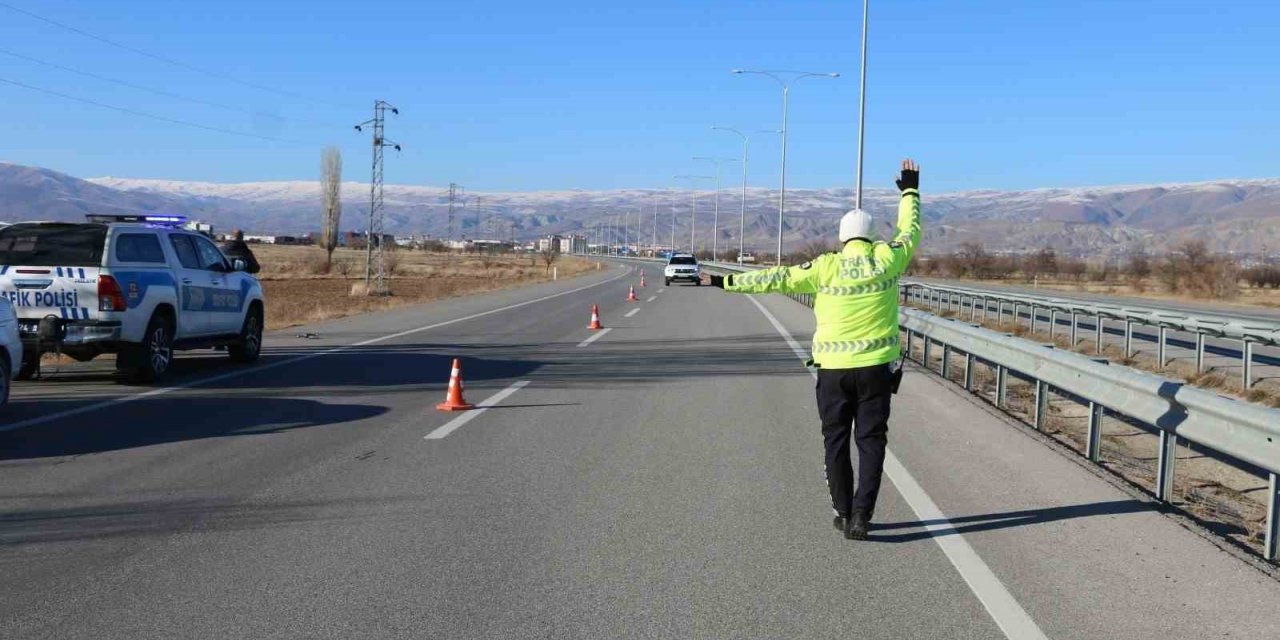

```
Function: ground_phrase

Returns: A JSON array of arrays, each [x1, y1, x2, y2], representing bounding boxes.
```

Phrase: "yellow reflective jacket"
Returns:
[[724, 189, 921, 369]]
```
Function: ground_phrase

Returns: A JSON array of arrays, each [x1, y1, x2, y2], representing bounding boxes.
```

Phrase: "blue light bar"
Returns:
[[86, 213, 189, 225]]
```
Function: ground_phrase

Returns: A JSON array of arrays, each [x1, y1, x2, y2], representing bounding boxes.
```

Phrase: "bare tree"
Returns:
[[320, 146, 343, 271], [540, 246, 560, 274]]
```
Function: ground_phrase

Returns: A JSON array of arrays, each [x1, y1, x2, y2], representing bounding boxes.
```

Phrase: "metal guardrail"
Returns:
[[694, 259, 1280, 562], [901, 281, 1280, 389]]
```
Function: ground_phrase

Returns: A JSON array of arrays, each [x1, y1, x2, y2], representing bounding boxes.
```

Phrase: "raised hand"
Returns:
[[895, 158, 920, 192]]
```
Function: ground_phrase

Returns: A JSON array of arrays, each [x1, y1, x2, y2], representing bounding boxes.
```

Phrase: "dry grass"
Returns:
[[251, 246, 595, 330], [960, 276, 1280, 312]]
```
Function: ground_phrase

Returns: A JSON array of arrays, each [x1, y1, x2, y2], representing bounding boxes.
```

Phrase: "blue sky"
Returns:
[[0, 0, 1276, 193]]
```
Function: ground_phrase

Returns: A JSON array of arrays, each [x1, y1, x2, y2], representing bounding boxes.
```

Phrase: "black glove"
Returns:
[[895, 159, 920, 192], [707, 274, 726, 289]]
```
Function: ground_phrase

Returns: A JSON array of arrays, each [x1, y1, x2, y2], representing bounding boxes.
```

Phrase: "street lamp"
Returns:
[[693, 156, 737, 262], [674, 174, 713, 256], [732, 69, 839, 264]]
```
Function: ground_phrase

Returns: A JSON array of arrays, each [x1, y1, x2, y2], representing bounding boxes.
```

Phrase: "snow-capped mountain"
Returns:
[[3, 162, 1278, 256]]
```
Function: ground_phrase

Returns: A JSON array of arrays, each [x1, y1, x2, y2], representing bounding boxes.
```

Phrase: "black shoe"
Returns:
[[845, 510, 870, 540], [833, 515, 848, 532]]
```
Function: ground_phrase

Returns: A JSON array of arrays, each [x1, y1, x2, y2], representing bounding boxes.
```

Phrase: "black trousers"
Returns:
[[815, 363, 894, 518]]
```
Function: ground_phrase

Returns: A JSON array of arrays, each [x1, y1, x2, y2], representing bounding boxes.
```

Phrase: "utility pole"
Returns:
[[354, 100, 400, 295], [447, 183, 463, 240]]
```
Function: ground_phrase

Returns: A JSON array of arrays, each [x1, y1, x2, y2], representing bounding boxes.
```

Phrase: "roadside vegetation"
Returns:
[[254, 245, 593, 330], [906, 240, 1280, 308]]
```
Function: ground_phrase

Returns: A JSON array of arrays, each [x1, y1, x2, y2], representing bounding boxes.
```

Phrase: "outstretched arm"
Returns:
[[705, 260, 821, 294]]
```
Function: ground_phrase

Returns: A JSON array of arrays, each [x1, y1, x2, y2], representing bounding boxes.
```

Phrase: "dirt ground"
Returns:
[[251, 245, 595, 330]]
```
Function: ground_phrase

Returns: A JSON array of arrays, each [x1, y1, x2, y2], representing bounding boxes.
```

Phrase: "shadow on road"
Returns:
[[0, 397, 390, 460], [0, 495, 421, 548], [869, 499, 1156, 542]]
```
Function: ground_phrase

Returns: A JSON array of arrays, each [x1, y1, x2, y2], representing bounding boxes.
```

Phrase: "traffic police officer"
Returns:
[[707, 159, 921, 540]]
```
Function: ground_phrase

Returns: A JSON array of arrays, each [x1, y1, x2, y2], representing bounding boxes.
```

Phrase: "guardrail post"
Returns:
[[905, 329, 914, 359], [1013, 303, 1021, 328], [1194, 332, 1206, 374], [1070, 312, 1079, 346], [1095, 314, 1104, 354], [1158, 327, 1168, 368], [980, 297, 988, 322], [936, 291, 943, 313], [923, 335, 932, 370], [996, 365, 1008, 408], [1156, 431, 1177, 502], [1034, 380, 1048, 430], [942, 344, 952, 379], [964, 353, 975, 391], [1124, 320, 1134, 358], [1087, 401, 1103, 462], [1243, 340, 1255, 389], [1267, 473, 1279, 562], [1049, 310, 1057, 340], [1029, 306, 1038, 333]]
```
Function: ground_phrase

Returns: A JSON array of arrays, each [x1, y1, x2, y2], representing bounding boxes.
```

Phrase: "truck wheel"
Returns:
[[15, 351, 39, 381], [121, 314, 174, 384], [228, 306, 263, 364]]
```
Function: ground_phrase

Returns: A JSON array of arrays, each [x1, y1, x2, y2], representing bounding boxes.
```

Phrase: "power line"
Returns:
[[0, 47, 330, 127], [0, 74, 317, 146], [0, 1, 356, 110]]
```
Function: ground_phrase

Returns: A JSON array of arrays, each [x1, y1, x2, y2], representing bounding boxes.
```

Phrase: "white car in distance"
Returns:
[[664, 253, 701, 286]]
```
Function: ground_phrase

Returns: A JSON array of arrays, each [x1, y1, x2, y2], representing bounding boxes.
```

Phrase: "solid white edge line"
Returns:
[[424, 380, 530, 440], [624, 308, 640, 318], [576, 327, 612, 347], [0, 269, 631, 434], [741, 295, 1048, 640], [646, 296, 657, 302]]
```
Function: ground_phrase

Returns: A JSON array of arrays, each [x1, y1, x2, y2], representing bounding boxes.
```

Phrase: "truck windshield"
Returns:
[[669, 256, 697, 265], [0, 224, 108, 267]]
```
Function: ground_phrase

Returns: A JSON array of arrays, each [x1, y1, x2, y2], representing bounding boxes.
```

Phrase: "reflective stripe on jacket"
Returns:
[[724, 189, 921, 369]]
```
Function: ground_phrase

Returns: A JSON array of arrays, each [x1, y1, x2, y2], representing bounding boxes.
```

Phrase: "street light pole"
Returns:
[[733, 69, 839, 264], [694, 156, 737, 262], [712, 127, 751, 263], [674, 175, 712, 256], [669, 188, 677, 253], [855, 0, 870, 209], [652, 194, 659, 255]]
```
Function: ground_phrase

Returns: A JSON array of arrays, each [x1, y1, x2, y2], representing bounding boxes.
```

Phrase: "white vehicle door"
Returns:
[[167, 234, 213, 337], [191, 235, 246, 335]]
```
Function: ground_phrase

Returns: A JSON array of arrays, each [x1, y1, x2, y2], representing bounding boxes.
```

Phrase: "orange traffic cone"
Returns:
[[627, 285, 638, 302], [435, 358, 475, 412], [588, 304, 604, 330]]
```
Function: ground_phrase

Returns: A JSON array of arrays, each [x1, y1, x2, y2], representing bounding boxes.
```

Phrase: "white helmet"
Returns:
[[838, 208, 875, 243]]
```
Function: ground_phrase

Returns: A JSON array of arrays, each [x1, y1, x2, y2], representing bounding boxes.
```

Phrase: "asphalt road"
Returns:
[[2, 263, 1278, 639]]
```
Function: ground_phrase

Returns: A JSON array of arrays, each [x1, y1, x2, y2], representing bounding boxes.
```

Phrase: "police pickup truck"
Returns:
[[0, 214, 265, 383]]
